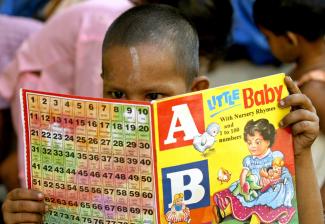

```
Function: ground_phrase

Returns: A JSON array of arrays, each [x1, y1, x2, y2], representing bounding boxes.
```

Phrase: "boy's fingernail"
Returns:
[[279, 120, 284, 127], [38, 193, 44, 200], [45, 205, 49, 212], [279, 100, 285, 107]]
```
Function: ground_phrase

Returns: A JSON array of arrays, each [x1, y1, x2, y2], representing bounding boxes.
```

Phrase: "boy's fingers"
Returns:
[[280, 109, 319, 128], [6, 212, 43, 224], [279, 93, 316, 113], [7, 188, 43, 201], [284, 76, 301, 94], [291, 120, 318, 136], [5, 200, 46, 213]]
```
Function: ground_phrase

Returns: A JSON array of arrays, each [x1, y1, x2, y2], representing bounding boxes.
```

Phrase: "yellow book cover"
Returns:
[[21, 73, 298, 223], [152, 73, 298, 223]]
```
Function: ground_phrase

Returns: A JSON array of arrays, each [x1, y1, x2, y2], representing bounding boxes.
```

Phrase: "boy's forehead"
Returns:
[[102, 44, 182, 78], [102, 44, 188, 91], [103, 44, 175, 64]]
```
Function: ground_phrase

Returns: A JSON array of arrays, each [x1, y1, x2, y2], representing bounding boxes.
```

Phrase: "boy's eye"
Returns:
[[108, 91, 125, 99], [146, 93, 163, 100]]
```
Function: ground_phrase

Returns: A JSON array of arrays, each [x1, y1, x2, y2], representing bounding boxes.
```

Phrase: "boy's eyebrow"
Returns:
[[105, 82, 182, 93]]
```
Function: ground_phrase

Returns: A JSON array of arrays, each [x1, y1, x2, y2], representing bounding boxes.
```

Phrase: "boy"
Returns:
[[253, 0, 325, 215], [1, 4, 323, 224]]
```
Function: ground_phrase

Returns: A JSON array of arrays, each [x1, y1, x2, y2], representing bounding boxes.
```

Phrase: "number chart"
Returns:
[[21, 90, 156, 224]]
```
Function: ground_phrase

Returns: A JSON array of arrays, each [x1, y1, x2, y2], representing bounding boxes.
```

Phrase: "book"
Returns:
[[21, 73, 298, 223]]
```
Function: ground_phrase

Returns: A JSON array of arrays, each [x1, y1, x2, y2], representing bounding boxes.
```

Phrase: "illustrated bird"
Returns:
[[193, 122, 220, 155], [217, 167, 232, 184]]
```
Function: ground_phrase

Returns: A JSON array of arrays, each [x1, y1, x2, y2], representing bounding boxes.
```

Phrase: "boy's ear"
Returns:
[[190, 75, 209, 92], [285, 31, 299, 46]]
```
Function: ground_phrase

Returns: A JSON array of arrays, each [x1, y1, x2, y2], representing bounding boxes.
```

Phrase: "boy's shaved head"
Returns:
[[102, 4, 199, 84]]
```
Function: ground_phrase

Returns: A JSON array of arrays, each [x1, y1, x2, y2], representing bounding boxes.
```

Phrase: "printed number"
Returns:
[[100, 139, 110, 145], [128, 174, 139, 181], [113, 140, 123, 147], [141, 176, 152, 182], [143, 208, 154, 215], [142, 192, 153, 198], [112, 123, 122, 130], [41, 131, 51, 138], [140, 159, 151, 166], [113, 156, 125, 163], [129, 190, 140, 197], [101, 155, 111, 162], [65, 134, 74, 141], [138, 108, 148, 115], [53, 133, 62, 140], [100, 122, 110, 128], [64, 118, 73, 124], [31, 146, 40, 152], [138, 125, 149, 132], [32, 178, 41, 186], [76, 119, 85, 126], [126, 141, 136, 148], [139, 142, 150, 149], [127, 158, 138, 164], [88, 120, 97, 127], [42, 98, 47, 104], [30, 113, 38, 120], [31, 129, 39, 136], [125, 124, 136, 131], [130, 207, 141, 214], [126, 107, 132, 113], [52, 116, 62, 123], [77, 136, 86, 143], [88, 137, 98, 144], [41, 114, 50, 121]]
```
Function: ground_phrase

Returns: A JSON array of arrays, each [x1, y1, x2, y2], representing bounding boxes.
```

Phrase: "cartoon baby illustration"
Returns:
[[260, 157, 286, 192], [193, 122, 220, 155], [165, 193, 191, 224]]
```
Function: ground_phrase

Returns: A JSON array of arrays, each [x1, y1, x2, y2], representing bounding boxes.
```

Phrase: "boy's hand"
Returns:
[[279, 76, 319, 156], [2, 188, 47, 224]]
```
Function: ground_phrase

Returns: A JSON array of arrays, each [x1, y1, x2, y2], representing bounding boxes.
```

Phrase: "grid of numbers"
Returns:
[[25, 92, 155, 224]]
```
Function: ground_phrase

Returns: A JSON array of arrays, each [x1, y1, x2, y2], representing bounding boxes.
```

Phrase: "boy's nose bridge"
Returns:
[[126, 93, 145, 102]]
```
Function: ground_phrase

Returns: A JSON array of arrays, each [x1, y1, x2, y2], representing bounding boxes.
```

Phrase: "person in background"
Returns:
[[226, 0, 278, 65], [0, 0, 49, 19], [0, 14, 43, 223], [253, 0, 325, 214], [0, 14, 43, 191], [0, 0, 133, 189]]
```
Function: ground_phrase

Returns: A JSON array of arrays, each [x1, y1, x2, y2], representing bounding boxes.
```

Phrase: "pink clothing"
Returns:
[[0, 15, 43, 108], [0, 0, 133, 185], [214, 189, 296, 224]]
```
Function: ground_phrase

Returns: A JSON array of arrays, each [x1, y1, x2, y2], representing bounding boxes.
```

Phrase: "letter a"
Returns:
[[164, 104, 199, 145]]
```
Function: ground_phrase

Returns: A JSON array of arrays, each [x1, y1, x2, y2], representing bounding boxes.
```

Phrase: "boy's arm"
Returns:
[[280, 76, 324, 223], [2, 188, 47, 224], [295, 150, 323, 223]]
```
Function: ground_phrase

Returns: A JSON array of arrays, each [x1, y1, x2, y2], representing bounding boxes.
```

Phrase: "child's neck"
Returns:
[[290, 39, 325, 80]]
